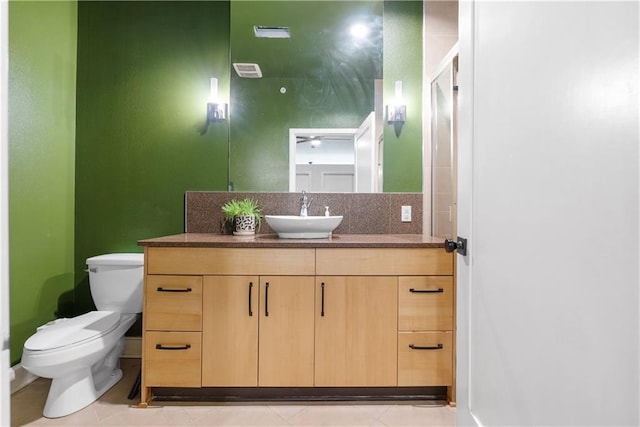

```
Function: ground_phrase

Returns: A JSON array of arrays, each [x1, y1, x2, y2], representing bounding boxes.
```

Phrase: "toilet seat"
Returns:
[[24, 311, 121, 352]]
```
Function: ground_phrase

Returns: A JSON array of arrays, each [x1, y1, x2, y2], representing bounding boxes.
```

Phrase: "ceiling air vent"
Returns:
[[254, 26, 290, 39], [233, 63, 263, 79]]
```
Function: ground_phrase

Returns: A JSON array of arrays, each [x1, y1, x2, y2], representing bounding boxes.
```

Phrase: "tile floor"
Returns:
[[11, 359, 455, 426]]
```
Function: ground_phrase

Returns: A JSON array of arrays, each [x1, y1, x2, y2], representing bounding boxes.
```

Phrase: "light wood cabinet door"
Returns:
[[315, 276, 398, 386], [316, 248, 453, 276], [202, 276, 259, 387], [398, 276, 454, 331], [144, 331, 202, 387], [258, 276, 315, 387], [398, 332, 453, 386], [147, 247, 315, 275], [145, 275, 202, 331]]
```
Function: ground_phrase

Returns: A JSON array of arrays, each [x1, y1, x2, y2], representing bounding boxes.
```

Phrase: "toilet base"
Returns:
[[43, 336, 127, 418], [44, 367, 123, 418]]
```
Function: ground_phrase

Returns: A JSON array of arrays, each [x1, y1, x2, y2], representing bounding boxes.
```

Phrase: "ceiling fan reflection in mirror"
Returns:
[[296, 135, 353, 148], [296, 135, 323, 147]]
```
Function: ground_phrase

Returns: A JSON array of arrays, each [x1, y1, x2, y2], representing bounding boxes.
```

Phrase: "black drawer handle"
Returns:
[[321, 282, 325, 317], [248, 282, 253, 317], [265, 282, 269, 317], [409, 288, 444, 294], [409, 343, 443, 350], [157, 287, 192, 293], [155, 344, 191, 351]]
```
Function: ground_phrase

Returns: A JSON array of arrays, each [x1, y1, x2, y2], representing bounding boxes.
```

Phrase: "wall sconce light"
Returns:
[[386, 80, 407, 124], [207, 77, 227, 122]]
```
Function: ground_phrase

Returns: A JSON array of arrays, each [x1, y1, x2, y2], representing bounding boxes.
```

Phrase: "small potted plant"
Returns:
[[221, 198, 262, 236]]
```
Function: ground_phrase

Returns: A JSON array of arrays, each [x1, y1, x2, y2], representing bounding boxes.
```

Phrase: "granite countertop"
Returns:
[[138, 233, 446, 248]]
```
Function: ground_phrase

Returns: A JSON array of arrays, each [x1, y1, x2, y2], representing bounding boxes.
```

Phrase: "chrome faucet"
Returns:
[[300, 190, 312, 217]]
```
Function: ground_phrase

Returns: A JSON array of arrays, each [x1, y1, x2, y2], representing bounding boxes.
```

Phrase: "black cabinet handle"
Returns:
[[409, 343, 443, 350], [265, 282, 269, 317], [248, 282, 253, 317], [155, 344, 191, 351], [409, 288, 444, 293], [321, 282, 325, 317], [157, 287, 192, 293]]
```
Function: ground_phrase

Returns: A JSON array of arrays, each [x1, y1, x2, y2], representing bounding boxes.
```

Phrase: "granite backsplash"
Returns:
[[185, 191, 423, 235]]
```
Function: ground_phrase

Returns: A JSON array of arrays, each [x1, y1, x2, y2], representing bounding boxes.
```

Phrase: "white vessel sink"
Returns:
[[265, 215, 343, 239]]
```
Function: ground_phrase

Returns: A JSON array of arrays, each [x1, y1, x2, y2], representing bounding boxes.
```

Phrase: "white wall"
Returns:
[[423, 0, 459, 236], [424, 0, 458, 79]]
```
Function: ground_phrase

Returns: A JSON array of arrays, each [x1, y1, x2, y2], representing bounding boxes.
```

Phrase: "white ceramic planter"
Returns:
[[234, 214, 256, 235]]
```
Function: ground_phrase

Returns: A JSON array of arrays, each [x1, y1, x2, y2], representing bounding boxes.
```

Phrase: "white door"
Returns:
[[295, 164, 354, 193], [1, 1, 10, 425], [354, 112, 377, 192], [456, 1, 639, 425], [289, 128, 357, 192]]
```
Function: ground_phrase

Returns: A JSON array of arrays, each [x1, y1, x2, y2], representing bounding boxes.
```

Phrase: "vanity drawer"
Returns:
[[145, 275, 202, 331], [397, 332, 453, 386], [398, 277, 453, 331], [144, 331, 202, 387], [316, 248, 453, 276], [147, 247, 315, 275]]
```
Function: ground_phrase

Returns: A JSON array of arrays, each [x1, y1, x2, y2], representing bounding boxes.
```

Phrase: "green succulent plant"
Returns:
[[221, 198, 262, 229]]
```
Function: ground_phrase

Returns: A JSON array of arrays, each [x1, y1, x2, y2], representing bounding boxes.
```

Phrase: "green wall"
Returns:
[[8, 0, 78, 365], [8, 0, 421, 364], [383, 0, 423, 192], [230, 76, 373, 191], [229, 1, 381, 191], [74, 1, 231, 313], [228, 0, 422, 191]]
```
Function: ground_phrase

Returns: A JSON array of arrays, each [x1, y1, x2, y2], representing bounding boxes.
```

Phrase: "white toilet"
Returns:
[[21, 253, 144, 418]]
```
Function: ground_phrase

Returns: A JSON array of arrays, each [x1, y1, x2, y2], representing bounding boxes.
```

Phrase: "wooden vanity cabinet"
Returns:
[[142, 245, 454, 403], [397, 276, 454, 386], [143, 275, 202, 388], [202, 276, 259, 387], [201, 275, 314, 387], [398, 276, 453, 331], [316, 248, 454, 389], [314, 276, 397, 386], [143, 247, 316, 399], [258, 276, 315, 386], [398, 331, 453, 386], [144, 331, 202, 387]]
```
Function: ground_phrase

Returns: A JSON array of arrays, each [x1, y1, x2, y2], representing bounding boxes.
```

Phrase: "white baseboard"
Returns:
[[10, 363, 38, 394], [11, 337, 141, 394], [122, 336, 142, 358]]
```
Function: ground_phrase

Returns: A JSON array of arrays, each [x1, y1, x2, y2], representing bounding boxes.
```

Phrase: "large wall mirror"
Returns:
[[228, 0, 423, 193]]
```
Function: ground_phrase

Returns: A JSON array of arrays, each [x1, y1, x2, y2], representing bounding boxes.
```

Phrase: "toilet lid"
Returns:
[[24, 311, 120, 351]]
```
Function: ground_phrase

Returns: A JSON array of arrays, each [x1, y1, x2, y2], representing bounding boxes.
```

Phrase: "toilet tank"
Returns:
[[86, 253, 144, 313]]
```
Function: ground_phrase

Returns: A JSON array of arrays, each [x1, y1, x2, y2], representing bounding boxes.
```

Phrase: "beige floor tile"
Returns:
[[11, 378, 52, 426], [265, 404, 308, 421], [377, 404, 455, 427], [98, 406, 194, 426], [186, 405, 290, 426], [287, 405, 382, 427], [11, 358, 455, 427], [26, 408, 101, 427]]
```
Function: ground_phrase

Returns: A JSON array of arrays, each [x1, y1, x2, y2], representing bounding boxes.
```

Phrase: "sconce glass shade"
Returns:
[[207, 77, 227, 122], [386, 104, 406, 124], [207, 102, 227, 122], [387, 80, 406, 124]]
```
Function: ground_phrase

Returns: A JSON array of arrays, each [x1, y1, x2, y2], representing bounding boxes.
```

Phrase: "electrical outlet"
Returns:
[[401, 205, 412, 222]]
